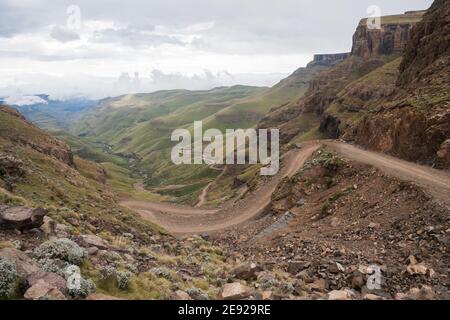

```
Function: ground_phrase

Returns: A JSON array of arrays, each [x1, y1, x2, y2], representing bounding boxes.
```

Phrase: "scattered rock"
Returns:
[[87, 247, 99, 256], [24, 279, 66, 300], [327, 289, 356, 300], [231, 262, 261, 281], [351, 273, 365, 290], [306, 278, 327, 292], [262, 291, 272, 300], [287, 260, 310, 275], [363, 293, 385, 300], [0, 206, 47, 231], [0, 248, 40, 279], [171, 290, 193, 300], [396, 286, 435, 300], [368, 222, 380, 229], [257, 272, 278, 290], [406, 263, 428, 275], [80, 235, 109, 250], [220, 282, 252, 300], [329, 261, 345, 273], [26, 270, 67, 293]]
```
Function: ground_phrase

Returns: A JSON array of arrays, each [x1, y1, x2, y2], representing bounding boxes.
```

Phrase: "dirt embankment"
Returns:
[[213, 145, 450, 299]]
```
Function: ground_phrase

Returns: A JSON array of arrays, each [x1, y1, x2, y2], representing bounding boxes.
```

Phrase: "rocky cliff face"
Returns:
[[350, 0, 450, 168], [398, 2, 450, 88], [258, 53, 351, 141], [258, 53, 350, 143], [351, 11, 424, 58], [307, 53, 350, 67], [257, 2, 448, 169]]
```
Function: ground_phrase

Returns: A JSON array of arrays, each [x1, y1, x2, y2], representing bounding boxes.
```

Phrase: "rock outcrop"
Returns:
[[220, 282, 252, 300], [24, 279, 67, 300], [307, 53, 350, 67], [0, 206, 47, 231], [351, 11, 424, 58], [350, 0, 450, 167]]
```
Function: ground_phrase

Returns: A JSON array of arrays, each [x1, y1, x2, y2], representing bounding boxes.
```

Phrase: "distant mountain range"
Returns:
[[0, 95, 98, 131]]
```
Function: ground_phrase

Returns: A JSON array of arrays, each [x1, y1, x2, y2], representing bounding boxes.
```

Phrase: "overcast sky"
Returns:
[[0, 0, 433, 100]]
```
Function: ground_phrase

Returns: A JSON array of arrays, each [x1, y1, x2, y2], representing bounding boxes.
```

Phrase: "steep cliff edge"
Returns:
[[349, 0, 450, 168], [257, 53, 352, 143], [352, 11, 425, 58], [258, 3, 449, 169]]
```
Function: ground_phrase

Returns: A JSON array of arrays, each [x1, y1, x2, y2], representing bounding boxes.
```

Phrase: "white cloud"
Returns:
[[50, 26, 80, 42], [0, 0, 434, 98], [3, 94, 48, 106]]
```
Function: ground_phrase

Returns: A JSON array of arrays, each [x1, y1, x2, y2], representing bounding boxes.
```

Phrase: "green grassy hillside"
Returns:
[[72, 74, 321, 204], [0, 105, 163, 236]]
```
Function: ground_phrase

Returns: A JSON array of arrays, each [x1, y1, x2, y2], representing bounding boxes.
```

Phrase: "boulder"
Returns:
[[287, 260, 310, 275], [306, 278, 327, 292], [406, 263, 428, 275], [327, 289, 356, 300], [26, 270, 67, 293], [24, 279, 66, 300], [0, 206, 47, 231], [0, 248, 40, 279], [220, 282, 252, 300], [230, 263, 261, 281], [87, 247, 99, 256], [80, 235, 109, 250]]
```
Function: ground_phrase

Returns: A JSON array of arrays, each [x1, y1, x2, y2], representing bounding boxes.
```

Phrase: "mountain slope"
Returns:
[[6, 95, 98, 131], [257, 8, 448, 169], [0, 105, 157, 235], [0, 104, 253, 300], [73, 86, 267, 204], [72, 64, 342, 203], [347, 0, 450, 168]]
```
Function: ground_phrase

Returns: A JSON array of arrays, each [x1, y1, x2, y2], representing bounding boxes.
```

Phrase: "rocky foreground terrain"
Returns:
[[1, 103, 448, 300], [1, 0, 449, 301], [213, 148, 449, 300]]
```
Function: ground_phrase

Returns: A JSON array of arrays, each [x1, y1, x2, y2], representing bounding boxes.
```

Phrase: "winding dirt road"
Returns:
[[120, 141, 450, 235]]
